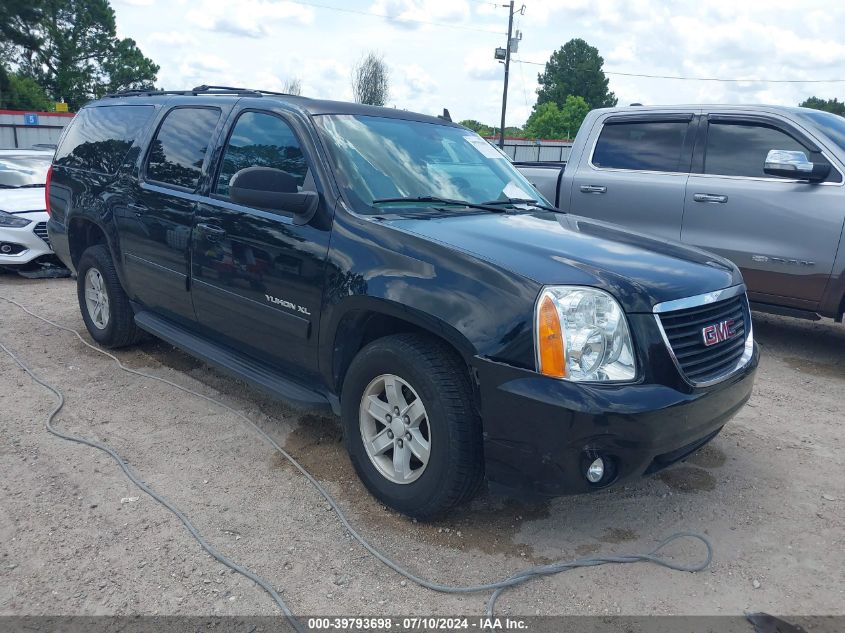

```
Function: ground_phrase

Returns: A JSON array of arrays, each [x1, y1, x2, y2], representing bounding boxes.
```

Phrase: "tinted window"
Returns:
[[592, 121, 690, 172], [797, 109, 845, 154], [54, 105, 155, 174], [705, 122, 806, 178], [216, 111, 308, 196], [146, 107, 221, 189]]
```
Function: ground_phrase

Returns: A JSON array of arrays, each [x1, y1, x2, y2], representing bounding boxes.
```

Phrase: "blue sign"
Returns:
[[24, 113, 39, 126]]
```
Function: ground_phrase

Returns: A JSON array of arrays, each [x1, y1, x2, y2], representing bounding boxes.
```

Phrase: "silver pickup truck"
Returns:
[[517, 105, 845, 322]]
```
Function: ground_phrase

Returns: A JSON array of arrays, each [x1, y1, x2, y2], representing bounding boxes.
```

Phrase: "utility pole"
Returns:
[[498, 1, 515, 149]]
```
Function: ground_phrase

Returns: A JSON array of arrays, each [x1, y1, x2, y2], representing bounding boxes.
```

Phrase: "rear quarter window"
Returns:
[[54, 105, 155, 174]]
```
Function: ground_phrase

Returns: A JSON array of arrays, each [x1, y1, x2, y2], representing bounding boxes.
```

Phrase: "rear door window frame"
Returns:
[[141, 105, 223, 193], [588, 113, 697, 175]]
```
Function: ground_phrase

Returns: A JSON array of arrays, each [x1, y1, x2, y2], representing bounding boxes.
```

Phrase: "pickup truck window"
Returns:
[[704, 122, 806, 178], [145, 107, 221, 190], [216, 111, 308, 196], [592, 121, 689, 173], [313, 114, 538, 212], [797, 109, 845, 155], [54, 105, 155, 175]]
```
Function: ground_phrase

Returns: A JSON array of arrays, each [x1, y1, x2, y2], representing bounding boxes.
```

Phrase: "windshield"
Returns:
[[0, 154, 51, 188], [314, 114, 545, 213], [796, 109, 845, 154]]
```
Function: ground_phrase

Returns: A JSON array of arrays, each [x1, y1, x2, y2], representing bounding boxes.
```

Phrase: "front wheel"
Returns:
[[341, 334, 484, 519], [76, 244, 142, 348]]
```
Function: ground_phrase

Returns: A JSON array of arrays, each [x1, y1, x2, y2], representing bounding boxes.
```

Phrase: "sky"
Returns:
[[112, 0, 845, 128]]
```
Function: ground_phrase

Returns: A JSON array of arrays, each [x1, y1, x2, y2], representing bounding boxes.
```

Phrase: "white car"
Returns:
[[0, 149, 59, 271]]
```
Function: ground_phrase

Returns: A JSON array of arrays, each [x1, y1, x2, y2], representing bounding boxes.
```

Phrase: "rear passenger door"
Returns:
[[682, 113, 845, 307], [569, 113, 696, 241], [121, 105, 226, 325], [191, 108, 332, 377]]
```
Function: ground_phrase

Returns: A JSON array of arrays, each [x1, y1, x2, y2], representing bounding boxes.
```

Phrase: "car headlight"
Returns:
[[0, 210, 31, 228], [535, 286, 636, 382]]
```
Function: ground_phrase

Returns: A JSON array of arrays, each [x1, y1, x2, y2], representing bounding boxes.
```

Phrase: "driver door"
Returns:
[[682, 114, 845, 307], [191, 108, 331, 376]]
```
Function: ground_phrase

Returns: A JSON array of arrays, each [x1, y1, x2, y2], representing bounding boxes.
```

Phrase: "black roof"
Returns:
[[97, 85, 456, 127]]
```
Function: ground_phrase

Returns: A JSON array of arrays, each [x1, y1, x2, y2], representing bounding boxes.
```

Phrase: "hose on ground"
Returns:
[[0, 294, 713, 627]]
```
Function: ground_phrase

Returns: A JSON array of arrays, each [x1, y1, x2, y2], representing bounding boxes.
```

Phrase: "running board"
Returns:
[[134, 311, 335, 413], [749, 302, 821, 321]]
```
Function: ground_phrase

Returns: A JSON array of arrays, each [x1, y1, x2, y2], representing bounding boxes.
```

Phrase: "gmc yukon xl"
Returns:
[[47, 86, 758, 518], [518, 105, 845, 322]]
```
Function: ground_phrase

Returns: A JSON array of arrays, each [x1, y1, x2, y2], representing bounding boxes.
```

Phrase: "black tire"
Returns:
[[341, 333, 484, 519], [76, 244, 143, 348]]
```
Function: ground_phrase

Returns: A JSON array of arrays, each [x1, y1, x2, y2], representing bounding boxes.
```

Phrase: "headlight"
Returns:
[[0, 211, 31, 228], [535, 286, 636, 382]]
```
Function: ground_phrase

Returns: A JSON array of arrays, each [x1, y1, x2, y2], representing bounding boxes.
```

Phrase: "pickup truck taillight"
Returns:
[[45, 165, 53, 216]]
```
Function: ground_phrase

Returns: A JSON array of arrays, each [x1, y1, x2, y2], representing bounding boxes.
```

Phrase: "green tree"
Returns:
[[536, 38, 616, 111], [0, 65, 53, 110], [524, 102, 565, 139], [0, 0, 158, 110], [459, 119, 495, 136], [799, 96, 845, 116], [524, 96, 588, 139]]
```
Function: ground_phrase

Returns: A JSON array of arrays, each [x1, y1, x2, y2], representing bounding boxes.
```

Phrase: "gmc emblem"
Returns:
[[702, 319, 737, 347]]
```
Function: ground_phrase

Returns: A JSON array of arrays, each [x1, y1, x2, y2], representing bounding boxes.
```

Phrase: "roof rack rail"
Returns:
[[102, 85, 302, 99]]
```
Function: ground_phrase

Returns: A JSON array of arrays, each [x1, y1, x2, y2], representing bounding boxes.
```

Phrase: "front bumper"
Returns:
[[473, 343, 758, 496], [0, 212, 53, 266]]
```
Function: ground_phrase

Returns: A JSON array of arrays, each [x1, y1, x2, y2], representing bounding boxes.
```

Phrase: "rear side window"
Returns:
[[145, 107, 221, 190], [592, 120, 690, 172], [705, 122, 813, 178], [54, 105, 155, 174], [215, 111, 308, 197]]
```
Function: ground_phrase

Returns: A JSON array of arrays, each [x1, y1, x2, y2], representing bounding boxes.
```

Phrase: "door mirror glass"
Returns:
[[764, 149, 830, 181], [229, 166, 318, 217]]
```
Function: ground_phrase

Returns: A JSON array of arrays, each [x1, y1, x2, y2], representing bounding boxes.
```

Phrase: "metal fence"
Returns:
[[485, 138, 573, 163], [0, 110, 74, 149]]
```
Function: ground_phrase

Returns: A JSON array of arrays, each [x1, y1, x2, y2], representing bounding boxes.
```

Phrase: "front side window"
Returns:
[[216, 111, 308, 197], [704, 122, 807, 178], [313, 114, 540, 213], [592, 120, 690, 172], [145, 107, 221, 190]]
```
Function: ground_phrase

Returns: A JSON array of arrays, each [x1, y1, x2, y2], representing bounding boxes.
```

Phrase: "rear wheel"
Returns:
[[76, 244, 142, 348], [341, 334, 484, 519]]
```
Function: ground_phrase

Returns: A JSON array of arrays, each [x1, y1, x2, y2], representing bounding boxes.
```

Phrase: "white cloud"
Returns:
[[186, 0, 314, 38], [112, 0, 845, 128]]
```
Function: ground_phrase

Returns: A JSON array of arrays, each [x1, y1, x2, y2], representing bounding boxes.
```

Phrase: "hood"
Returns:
[[0, 187, 46, 214], [383, 211, 742, 314]]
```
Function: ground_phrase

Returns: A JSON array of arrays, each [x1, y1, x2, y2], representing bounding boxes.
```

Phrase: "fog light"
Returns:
[[586, 457, 605, 483], [1, 243, 12, 254]]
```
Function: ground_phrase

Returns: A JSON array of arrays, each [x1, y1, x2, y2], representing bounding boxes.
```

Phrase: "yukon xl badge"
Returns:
[[702, 319, 737, 347], [265, 294, 311, 316]]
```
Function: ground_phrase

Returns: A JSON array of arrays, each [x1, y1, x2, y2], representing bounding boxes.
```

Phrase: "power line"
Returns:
[[512, 60, 845, 83], [284, 0, 506, 34]]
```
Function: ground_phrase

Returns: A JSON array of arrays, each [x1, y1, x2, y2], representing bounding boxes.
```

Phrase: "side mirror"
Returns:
[[229, 166, 319, 219], [764, 149, 830, 182]]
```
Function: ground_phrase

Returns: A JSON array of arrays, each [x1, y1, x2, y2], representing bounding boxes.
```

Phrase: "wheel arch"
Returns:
[[326, 298, 478, 399]]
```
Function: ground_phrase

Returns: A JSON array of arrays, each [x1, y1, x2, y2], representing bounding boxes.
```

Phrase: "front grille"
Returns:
[[657, 294, 749, 385], [33, 222, 51, 247]]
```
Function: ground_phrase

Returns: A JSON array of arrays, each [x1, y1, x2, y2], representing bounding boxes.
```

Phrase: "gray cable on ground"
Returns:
[[0, 294, 713, 625]]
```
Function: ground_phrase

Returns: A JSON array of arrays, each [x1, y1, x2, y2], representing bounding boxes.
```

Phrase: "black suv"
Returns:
[[47, 86, 758, 518]]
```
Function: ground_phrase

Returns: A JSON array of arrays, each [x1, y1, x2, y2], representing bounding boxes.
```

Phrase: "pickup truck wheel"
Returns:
[[341, 334, 484, 519], [76, 245, 142, 348]]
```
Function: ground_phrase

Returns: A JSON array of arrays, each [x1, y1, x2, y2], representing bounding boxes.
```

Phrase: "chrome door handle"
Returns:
[[196, 223, 226, 241], [693, 193, 728, 204], [580, 185, 607, 194]]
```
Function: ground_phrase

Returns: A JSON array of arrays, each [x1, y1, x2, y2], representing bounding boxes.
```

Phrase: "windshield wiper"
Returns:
[[481, 198, 564, 213], [0, 183, 43, 189], [371, 196, 507, 214]]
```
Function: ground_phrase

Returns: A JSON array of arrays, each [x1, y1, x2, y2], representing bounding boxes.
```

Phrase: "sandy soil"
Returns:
[[1, 275, 842, 619]]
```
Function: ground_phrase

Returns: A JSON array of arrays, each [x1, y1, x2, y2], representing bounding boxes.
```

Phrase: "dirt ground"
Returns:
[[1, 275, 843, 619]]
